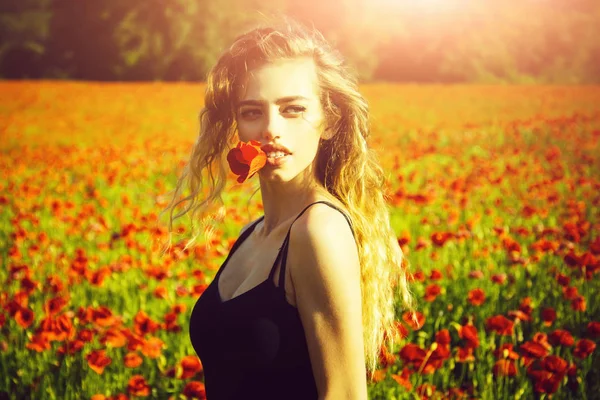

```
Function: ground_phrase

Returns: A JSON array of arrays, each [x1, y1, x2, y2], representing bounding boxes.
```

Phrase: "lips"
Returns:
[[265, 153, 290, 167], [261, 143, 292, 155]]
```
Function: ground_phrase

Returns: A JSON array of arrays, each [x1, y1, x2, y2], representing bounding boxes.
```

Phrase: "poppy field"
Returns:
[[1, 81, 600, 399]]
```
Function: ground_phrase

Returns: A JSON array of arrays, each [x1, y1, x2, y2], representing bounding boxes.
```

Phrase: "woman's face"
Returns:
[[235, 57, 327, 183]]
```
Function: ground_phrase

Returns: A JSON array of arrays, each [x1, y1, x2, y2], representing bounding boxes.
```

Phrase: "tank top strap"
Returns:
[[267, 200, 355, 292]]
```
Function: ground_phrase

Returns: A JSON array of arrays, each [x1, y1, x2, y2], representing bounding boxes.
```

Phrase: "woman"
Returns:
[[162, 19, 414, 400]]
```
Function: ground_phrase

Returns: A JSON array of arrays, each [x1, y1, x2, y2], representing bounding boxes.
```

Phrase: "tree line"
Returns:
[[1, 0, 599, 83]]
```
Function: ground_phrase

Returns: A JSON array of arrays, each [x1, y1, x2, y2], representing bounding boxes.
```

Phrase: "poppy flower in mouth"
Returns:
[[227, 140, 267, 183]]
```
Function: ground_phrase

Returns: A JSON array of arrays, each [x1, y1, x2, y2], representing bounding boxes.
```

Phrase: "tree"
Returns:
[[44, 0, 127, 80], [0, 0, 50, 78]]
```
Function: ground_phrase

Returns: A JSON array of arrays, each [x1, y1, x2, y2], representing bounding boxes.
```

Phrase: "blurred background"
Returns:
[[1, 0, 599, 83]]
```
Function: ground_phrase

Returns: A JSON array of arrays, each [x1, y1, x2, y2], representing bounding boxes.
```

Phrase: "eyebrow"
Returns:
[[237, 96, 310, 108]]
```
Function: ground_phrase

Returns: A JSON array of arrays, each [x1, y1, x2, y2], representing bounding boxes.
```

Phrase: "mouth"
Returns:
[[261, 144, 292, 156], [265, 153, 291, 166]]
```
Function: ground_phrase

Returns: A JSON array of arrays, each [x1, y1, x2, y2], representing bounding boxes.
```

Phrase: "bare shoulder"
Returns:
[[286, 203, 366, 398], [288, 203, 360, 293], [291, 202, 355, 244], [290, 202, 354, 244]]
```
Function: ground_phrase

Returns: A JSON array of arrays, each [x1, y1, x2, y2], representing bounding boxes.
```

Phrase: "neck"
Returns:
[[256, 168, 326, 238]]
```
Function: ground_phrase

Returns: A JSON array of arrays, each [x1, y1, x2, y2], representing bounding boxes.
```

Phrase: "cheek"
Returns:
[[296, 132, 321, 161], [236, 120, 259, 140]]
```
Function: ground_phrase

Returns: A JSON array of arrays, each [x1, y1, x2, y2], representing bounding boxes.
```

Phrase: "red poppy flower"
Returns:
[[128, 375, 151, 397], [88, 266, 111, 286], [429, 269, 443, 280], [76, 306, 93, 325], [485, 315, 514, 336], [578, 251, 596, 267], [540, 355, 568, 375], [573, 339, 596, 359], [468, 270, 484, 279], [520, 341, 550, 367], [163, 311, 182, 333], [416, 383, 437, 398], [226, 140, 267, 183], [172, 304, 187, 314], [398, 232, 411, 247], [402, 311, 425, 330], [57, 338, 85, 355], [124, 352, 143, 368], [530, 238, 560, 253], [44, 296, 68, 316], [527, 366, 561, 394], [493, 343, 519, 360], [15, 307, 34, 329], [587, 321, 600, 337], [562, 286, 579, 300], [540, 307, 556, 327], [507, 309, 532, 322], [548, 329, 574, 347], [424, 284, 442, 302], [152, 286, 168, 299], [458, 324, 479, 349], [26, 332, 51, 352], [91, 306, 117, 327], [467, 288, 485, 306], [77, 328, 94, 343], [183, 381, 206, 399], [141, 336, 164, 359], [391, 368, 412, 390], [446, 387, 468, 398], [431, 232, 453, 247], [502, 236, 521, 253], [456, 346, 475, 363], [518, 297, 534, 316], [400, 342, 449, 374], [124, 330, 145, 352], [101, 327, 127, 348], [379, 344, 397, 367], [395, 321, 409, 340], [134, 310, 161, 336], [426, 343, 451, 373], [435, 329, 451, 346], [399, 343, 426, 367], [180, 355, 203, 379], [49, 313, 75, 341], [590, 236, 600, 254], [410, 271, 426, 282], [369, 369, 386, 383], [527, 356, 568, 394], [571, 296, 586, 311], [86, 349, 112, 374], [532, 333, 552, 351], [493, 359, 517, 377], [20, 277, 39, 294], [491, 273, 507, 284], [555, 273, 570, 287]]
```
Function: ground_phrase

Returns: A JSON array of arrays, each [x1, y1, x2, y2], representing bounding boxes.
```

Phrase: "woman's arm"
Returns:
[[288, 204, 368, 400]]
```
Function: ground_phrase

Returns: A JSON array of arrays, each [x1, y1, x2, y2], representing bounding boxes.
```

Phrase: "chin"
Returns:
[[259, 168, 303, 183]]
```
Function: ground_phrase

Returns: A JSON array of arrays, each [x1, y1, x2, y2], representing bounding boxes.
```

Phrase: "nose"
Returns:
[[262, 108, 283, 141]]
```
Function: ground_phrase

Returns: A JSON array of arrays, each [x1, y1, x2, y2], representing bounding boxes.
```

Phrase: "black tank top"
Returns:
[[189, 200, 355, 400]]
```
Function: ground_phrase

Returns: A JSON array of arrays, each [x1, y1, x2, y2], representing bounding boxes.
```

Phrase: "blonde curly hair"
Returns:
[[160, 17, 415, 376]]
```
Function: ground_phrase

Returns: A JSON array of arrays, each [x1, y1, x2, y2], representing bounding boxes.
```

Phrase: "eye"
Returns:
[[240, 109, 262, 118], [283, 105, 306, 114]]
